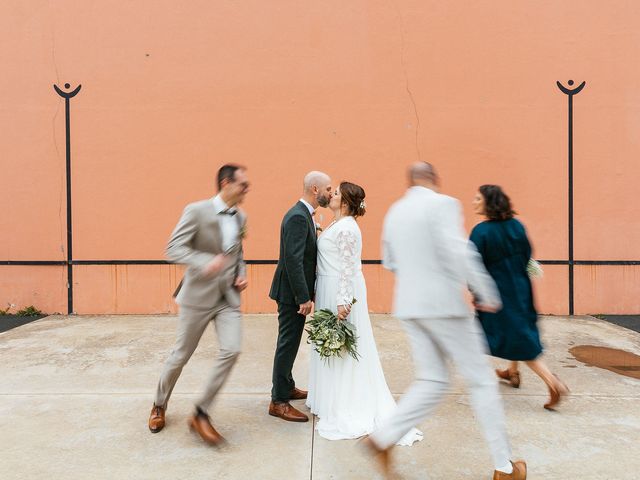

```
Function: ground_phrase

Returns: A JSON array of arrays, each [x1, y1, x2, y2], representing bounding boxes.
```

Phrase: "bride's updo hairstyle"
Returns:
[[340, 181, 366, 218]]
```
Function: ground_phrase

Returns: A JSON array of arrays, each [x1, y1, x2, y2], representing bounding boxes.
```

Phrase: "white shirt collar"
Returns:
[[212, 194, 234, 214], [409, 186, 435, 195], [299, 198, 315, 216]]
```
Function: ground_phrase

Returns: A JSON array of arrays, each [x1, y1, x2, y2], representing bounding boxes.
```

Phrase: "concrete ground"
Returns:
[[1, 314, 639, 480]]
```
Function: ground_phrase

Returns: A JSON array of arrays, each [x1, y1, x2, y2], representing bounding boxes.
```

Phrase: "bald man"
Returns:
[[364, 162, 527, 479], [268, 171, 333, 422]]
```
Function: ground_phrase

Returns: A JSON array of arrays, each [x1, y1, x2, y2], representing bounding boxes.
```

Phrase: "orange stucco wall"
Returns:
[[2, 1, 639, 315]]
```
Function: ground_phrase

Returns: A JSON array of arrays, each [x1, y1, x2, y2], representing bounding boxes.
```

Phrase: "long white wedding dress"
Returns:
[[306, 216, 423, 445]]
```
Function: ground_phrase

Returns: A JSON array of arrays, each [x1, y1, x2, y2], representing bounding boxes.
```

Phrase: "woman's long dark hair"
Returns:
[[479, 185, 516, 221]]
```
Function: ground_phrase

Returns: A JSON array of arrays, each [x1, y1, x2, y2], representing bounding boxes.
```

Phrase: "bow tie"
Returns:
[[219, 209, 237, 216]]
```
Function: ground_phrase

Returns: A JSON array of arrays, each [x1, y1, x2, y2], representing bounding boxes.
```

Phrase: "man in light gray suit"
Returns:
[[365, 162, 527, 480], [148, 164, 250, 446]]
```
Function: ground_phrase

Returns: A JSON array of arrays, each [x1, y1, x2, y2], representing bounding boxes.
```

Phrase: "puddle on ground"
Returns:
[[569, 345, 640, 380]]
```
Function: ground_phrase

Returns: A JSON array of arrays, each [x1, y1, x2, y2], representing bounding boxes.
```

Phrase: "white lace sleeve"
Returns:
[[336, 228, 357, 306]]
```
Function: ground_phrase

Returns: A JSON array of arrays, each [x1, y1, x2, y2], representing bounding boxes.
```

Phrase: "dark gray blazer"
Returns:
[[269, 201, 317, 306]]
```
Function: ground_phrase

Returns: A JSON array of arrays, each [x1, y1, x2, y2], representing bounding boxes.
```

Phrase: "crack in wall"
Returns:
[[391, 0, 421, 162], [49, 1, 67, 303]]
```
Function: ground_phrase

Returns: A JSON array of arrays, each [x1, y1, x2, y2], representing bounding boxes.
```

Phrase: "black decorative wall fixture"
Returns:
[[53, 83, 82, 314], [557, 79, 586, 315]]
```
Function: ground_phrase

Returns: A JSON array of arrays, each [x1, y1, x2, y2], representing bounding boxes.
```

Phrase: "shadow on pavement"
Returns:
[[0, 315, 47, 334]]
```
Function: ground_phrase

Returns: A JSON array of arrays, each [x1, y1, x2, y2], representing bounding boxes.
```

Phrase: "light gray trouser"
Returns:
[[154, 302, 242, 413], [371, 316, 511, 469]]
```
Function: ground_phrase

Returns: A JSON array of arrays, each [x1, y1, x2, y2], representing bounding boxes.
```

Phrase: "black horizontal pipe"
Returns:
[[3, 259, 640, 266], [1, 261, 67, 265]]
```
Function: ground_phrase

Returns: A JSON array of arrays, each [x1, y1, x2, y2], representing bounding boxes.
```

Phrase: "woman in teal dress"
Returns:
[[470, 185, 568, 410]]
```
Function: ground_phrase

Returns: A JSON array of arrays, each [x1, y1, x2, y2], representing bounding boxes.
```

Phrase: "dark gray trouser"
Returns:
[[154, 302, 242, 413], [271, 302, 306, 402]]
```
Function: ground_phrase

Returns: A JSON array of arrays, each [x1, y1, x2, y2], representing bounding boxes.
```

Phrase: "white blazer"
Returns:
[[382, 186, 501, 319]]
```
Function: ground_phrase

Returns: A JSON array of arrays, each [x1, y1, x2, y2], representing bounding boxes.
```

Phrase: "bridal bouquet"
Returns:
[[306, 299, 359, 361]]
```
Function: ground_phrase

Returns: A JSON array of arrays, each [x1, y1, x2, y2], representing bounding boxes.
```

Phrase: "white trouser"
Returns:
[[371, 316, 511, 469]]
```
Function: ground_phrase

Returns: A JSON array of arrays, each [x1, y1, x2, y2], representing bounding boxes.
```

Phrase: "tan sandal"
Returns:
[[496, 368, 521, 388], [544, 374, 569, 411]]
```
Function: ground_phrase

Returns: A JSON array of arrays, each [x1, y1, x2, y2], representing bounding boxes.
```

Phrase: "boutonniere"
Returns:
[[315, 222, 323, 233], [239, 223, 248, 240]]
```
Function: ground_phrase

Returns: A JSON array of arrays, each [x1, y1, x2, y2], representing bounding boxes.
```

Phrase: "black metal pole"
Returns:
[[557, 79, 585, 315], [64, 96, 73, 314], [54, 83, 82, 315]]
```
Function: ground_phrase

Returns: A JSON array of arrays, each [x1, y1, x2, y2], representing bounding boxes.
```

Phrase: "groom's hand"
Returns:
[[298, 301, 313, 316]]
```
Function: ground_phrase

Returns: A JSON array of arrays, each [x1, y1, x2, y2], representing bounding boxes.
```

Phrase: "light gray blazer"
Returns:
[[167, 199, 247, 309], [382, 186, 501, 319]]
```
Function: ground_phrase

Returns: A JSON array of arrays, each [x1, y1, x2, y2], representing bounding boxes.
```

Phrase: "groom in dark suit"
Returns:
[[269, 171, 333, 422]]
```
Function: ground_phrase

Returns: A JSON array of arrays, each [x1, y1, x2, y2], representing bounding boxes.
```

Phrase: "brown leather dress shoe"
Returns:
[[148, 404, 165, 433], [189, 413, 225, 446], [268, 401, 309, 422], [496, 368, 521, 388], [289, 387, 308, 400], [493, 460, 527, 479], [360, 437, 395, 478]]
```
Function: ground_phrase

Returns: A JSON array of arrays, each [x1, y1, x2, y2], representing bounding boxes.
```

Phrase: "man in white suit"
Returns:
[[365, 162, 527, 480]]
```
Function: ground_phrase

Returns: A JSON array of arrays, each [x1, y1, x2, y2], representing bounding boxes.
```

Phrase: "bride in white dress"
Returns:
[[306, 181, 423, 446]]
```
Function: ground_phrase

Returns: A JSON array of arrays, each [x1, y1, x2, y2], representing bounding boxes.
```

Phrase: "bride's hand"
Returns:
[[337, 304, 351, 321]]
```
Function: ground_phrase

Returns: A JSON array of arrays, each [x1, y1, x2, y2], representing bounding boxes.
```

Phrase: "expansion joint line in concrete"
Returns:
[[309, 414, 316, 480]]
